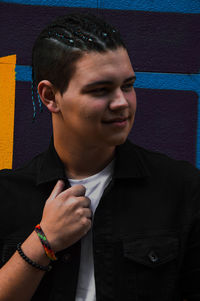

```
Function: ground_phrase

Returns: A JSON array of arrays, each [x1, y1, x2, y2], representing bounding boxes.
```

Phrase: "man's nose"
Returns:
[[109, 89, 128, 111]]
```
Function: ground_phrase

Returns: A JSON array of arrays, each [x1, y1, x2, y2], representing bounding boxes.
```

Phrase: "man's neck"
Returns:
[[54, 138, 115, 180]]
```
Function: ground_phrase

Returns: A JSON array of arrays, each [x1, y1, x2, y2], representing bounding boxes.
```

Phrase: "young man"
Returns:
[[0, 13, 199, 301]]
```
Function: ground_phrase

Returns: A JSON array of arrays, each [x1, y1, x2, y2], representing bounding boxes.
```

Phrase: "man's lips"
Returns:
[[102, 117, 129, 123]]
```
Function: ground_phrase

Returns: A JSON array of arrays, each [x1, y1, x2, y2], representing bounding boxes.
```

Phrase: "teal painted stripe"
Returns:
[[15, 65, 200, 168], [2, 0, 200, 13], [1, 0, 98, 8], [103, 0, 200, 13], [15, 65, 32, 81], [134, 72, 200, 92], [15, 65, 200, 91]]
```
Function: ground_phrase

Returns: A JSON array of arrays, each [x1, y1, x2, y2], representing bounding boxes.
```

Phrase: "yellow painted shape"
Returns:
[[0, 55, 16, 169]]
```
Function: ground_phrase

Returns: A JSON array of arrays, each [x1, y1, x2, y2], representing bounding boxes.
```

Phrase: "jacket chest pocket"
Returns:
[[123, 236, 179, 301]]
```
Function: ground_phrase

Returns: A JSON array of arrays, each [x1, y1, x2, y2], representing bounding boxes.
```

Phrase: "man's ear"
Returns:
[[37, 80, 60, 113]]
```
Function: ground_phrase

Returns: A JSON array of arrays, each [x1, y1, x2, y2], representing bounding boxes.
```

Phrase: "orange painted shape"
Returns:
[[0, 55, 16, 169]]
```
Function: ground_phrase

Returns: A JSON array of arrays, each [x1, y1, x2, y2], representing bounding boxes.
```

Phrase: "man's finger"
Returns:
[[83, 208, 93, 219], [66, 196, 91, 208], [60, 184, 86, 199], [78, 196, 91, 208], [48, 180, 65, 201]]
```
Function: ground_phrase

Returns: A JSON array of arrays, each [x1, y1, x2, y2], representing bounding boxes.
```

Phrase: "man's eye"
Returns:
[[90, 88, 109, 96], [121, 83, 134, 92]]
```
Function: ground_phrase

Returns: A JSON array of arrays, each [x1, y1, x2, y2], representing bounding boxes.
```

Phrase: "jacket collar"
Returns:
[[36, 138, 67, 186], [36, 139, 150, 186], [114, 139, 151, 179]]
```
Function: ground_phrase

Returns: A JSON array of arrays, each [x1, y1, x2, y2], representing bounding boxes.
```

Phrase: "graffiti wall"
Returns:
[[0, 0, 200, 169]]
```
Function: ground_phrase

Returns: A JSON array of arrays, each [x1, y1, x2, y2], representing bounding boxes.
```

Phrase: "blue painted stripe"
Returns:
[[103, 0, 200, 13], [15, 65, 32, 82], [2, 0, 99, 8], [134, 72, 200, 92], [15, 65, 200, 167], [2, 0, 200, 13], [15, 65, 200, 91]]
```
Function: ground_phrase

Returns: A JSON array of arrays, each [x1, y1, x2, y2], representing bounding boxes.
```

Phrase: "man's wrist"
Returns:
[[22, 231, 51, 266]]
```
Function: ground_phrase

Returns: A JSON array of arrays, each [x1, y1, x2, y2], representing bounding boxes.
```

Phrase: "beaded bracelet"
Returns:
[[17, 243, 52, 272], [35, 224, 57, 261]]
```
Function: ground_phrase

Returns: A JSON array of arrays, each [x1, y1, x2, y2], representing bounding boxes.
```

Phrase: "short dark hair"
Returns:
[[32, 13, 126, 95]]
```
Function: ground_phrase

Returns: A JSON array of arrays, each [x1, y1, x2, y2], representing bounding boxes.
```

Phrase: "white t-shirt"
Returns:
[[68, 161, 114, 301]]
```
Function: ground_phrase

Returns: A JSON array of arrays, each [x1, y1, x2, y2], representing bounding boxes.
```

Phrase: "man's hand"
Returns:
[[40, 180, 92, 252]]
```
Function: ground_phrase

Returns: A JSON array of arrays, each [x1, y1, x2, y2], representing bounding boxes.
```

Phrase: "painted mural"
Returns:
[[0, 0, 200, 169]]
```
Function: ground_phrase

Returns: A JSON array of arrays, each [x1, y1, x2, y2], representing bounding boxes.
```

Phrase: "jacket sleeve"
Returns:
[[181, 169, 200, 300]]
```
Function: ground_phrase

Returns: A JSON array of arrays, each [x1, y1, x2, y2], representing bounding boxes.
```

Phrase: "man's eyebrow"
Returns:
[[124, 76, 136, 83], [82, 80, 114, 91], [82, 75, 136, 91]]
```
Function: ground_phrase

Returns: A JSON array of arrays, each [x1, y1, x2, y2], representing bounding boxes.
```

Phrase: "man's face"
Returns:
[[55, 47, 137, 149]]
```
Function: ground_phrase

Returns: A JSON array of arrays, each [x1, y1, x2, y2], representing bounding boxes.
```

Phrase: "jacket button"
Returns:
[[148, 250, 159, 263], [61, 253, 71, 263]]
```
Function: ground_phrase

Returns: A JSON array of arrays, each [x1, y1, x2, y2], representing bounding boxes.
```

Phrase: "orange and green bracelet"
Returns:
[[35, 224, 57, 261]]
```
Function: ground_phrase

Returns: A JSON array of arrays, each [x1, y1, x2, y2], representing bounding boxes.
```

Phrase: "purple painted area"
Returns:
[[129, 89, 198, 165], [0, 3, 200, 73], [13, 81, 52, 169], [0, 3, 96, 66]]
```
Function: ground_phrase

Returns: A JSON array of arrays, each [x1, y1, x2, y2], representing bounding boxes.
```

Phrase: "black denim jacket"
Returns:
[[0, 139, 200, 301]]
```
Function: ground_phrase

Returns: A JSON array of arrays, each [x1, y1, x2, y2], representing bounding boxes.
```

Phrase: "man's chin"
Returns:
[[107, 134, 129, 147]]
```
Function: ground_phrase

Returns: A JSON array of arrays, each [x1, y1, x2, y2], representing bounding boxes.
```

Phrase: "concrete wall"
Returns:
[[0, 0, 199, 169]]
